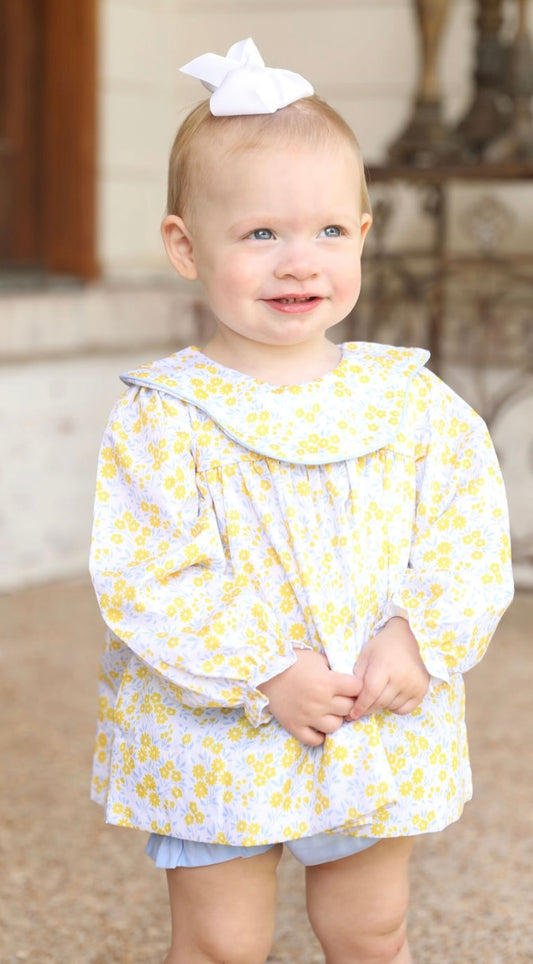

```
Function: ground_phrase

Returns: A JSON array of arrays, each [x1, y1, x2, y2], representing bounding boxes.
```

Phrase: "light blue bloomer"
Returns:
[[146, 831, 377, 868]]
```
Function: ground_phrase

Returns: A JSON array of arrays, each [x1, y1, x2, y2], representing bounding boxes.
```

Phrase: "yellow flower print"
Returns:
[[100, 448, 118, 479], [333, 745, 349, 761], [289, 623, 307, 642], [429, 745, 446, 767], [388, 748, 407, 775], [184, 802, 205, 826], [280, 595, 296, 614], [314, 790, 330, 815]]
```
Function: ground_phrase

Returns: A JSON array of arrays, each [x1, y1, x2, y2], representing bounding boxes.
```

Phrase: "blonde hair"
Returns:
[[167, 95, 371, 220]]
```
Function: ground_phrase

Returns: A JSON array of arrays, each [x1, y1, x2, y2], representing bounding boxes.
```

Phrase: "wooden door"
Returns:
[[0, 0, 97, 279], [0, 0, 42, 265]]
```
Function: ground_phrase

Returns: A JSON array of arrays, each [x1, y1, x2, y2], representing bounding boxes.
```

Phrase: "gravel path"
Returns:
[[1, 581, 531, 963]]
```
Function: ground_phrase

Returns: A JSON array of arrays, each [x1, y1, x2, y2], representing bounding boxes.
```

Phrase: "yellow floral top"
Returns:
[[90, 342, 513, 844]]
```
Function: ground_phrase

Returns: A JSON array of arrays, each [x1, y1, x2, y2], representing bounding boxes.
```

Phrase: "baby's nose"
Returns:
[[274, 244, 320, 280]]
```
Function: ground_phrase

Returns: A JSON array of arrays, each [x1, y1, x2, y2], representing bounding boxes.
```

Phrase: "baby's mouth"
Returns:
[[264, 294, 323, 313], [276, 296, 316, 304]]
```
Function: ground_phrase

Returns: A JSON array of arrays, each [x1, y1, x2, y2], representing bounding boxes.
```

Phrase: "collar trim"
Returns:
[[121, 342, 429, 464]]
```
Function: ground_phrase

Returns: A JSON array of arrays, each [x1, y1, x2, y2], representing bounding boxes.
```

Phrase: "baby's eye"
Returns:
[[319, 225, 342, 238], [249, 228, 274, 240]]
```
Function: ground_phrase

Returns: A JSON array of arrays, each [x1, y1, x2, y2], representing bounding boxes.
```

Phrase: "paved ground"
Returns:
[[1, 580, 532, 963]]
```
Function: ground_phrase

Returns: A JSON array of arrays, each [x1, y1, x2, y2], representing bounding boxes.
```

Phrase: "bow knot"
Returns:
[[180, 38, 314, 116]]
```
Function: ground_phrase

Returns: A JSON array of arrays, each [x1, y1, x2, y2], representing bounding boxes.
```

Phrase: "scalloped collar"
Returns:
[[121, 342, 429, 464]]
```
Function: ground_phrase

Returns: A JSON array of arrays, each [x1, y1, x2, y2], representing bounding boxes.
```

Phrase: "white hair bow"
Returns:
[[180, 38, 314, 116]]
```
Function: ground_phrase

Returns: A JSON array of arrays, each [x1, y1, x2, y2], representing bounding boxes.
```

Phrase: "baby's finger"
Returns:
[[330, 695, 357, 717], [297, 726, 326, 747], [331, 672, 364, 698], [387, 677, 429, 715], [391, 695, 424, 716], [347, 672, 389, 721], [319, 714, 345, 735]]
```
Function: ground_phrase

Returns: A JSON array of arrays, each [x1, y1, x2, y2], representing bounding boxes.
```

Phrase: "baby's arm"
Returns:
[[345, 617, 430, 722], [258, 649, 362, 746]]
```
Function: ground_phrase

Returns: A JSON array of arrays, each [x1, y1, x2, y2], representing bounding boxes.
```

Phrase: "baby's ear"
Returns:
[[359, 213, 372, 253], [161, 215, 198, 280]]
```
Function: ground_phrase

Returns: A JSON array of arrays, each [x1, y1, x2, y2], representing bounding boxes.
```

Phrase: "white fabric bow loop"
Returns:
[[180, 38, 314, 116]]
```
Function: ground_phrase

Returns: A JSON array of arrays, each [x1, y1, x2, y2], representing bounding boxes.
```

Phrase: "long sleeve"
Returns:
[[89, 387, 296, 725], [390, 371, 514, 682]]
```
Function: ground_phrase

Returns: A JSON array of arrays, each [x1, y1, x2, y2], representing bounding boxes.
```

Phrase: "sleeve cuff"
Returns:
[[389, 595, 450, 684], [388, 603, 409, 620], [243, 689, 274, 727], [244, 650, 298, 728]]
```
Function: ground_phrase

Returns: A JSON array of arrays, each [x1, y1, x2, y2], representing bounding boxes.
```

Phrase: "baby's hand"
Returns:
[[258, 649, 362, 747], [346, 617, 430, 722]]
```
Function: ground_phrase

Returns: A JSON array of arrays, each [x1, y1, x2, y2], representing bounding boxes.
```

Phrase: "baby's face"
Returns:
[[176, 138, 371, 354]]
